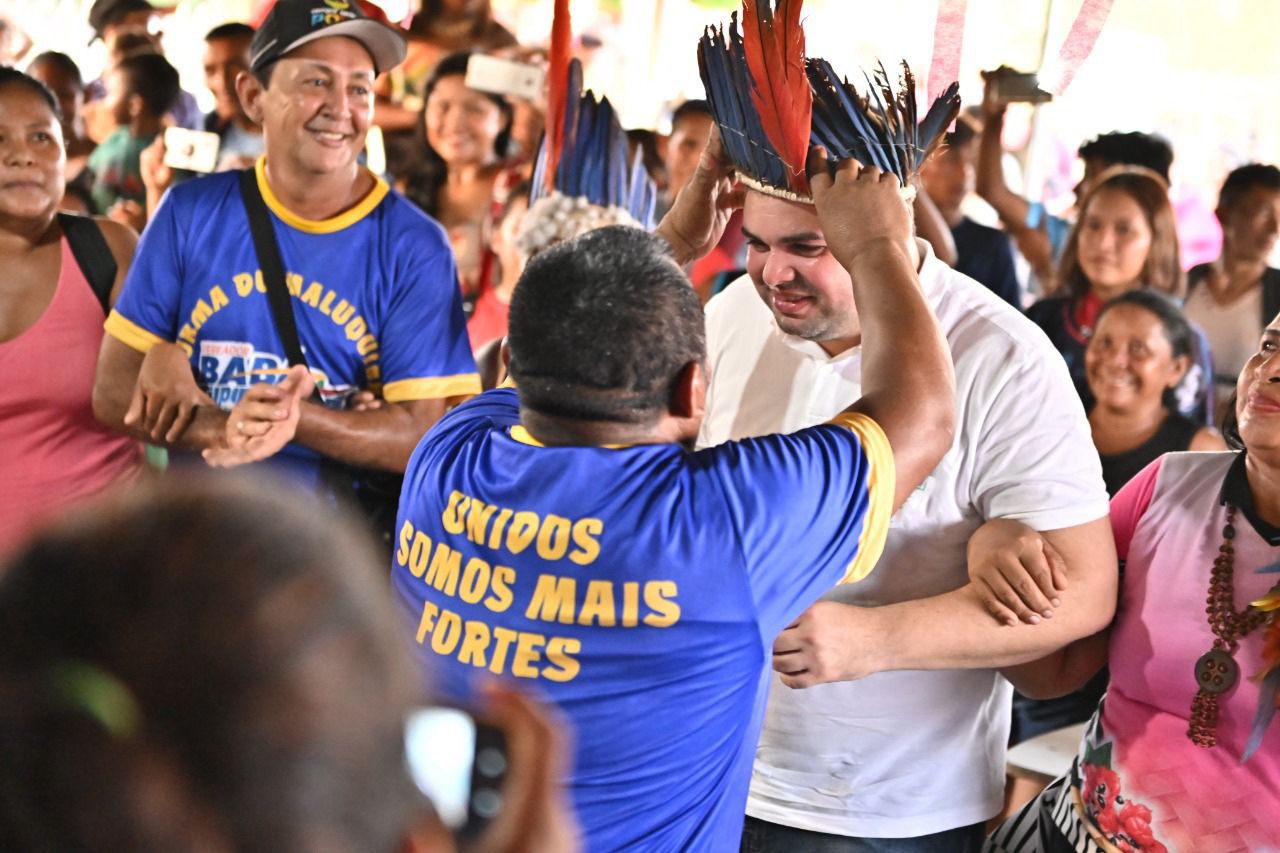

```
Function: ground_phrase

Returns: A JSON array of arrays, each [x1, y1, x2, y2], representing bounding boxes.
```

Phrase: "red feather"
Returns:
[[545, 0, 572, 194], [740, 0, 811, 194]]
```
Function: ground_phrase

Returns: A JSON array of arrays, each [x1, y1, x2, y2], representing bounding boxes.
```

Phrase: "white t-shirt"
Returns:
[[699, 241, 1109, 838]]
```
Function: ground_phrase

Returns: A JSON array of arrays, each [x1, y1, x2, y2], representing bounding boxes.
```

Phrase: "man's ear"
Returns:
[[669, 360, 707, 421], [236, 70, 265, 125]]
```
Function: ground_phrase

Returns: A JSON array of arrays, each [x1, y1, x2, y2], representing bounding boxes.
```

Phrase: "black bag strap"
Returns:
[[238, 168, 311, 373], [57, 211, 116, 315]]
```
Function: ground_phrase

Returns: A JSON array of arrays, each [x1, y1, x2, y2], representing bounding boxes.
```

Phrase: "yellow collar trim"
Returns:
[[508, 425, 634, 450], [254, 157, 389, 234]]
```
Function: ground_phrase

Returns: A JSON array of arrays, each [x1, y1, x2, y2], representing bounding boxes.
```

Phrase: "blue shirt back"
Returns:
[[393, 389, 893, 850]]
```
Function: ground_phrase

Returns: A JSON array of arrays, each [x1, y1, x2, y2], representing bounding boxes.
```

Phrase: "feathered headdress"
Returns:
[[698, 0, 961, 202], [520, 0, 657, 256]]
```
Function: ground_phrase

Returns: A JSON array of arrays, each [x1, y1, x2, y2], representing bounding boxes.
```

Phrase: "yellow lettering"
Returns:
[[622, 581, 640, 627], [489, 627, 518, 674], [425, 542, 461, 596], [234, 272, 254, 297], [507, 511, 539, 554], [357, 333, 378, 356], [458, 557, 491, 604], [414, 599, 439, 644], [396, 520, 412, 566], [344, 316, 367, 341], [570, 518, 604, 565], [331, 299, 355, 324], [318, 289, 336, 316], [536, 514, 571, 561], [365, 365, 381, 381], [485, 566, 515, 613], [487, 508, 513, 550], [466, 500, 498, 546], [543, 637, 581, 682], [254, 270, 266, 293], [430, 609, 463, 655], [178, 324, 197, 345], [300, 282, 323, 307], [441, 491, 467, 535], [511, 631, 545, 678], [525, 575, 576, 624], [190, 299, 213, 328], [578, 580, 617, 627], [409, 530, 433, 579], [458, 619, 489, 667], [286, 272, 302, 296], [643, 581, 681, 627], [209, 285, 229, 310]]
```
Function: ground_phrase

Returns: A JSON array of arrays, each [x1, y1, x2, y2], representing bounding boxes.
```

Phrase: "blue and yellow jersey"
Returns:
[[105, 160, 480, 485], [393, 389, 893, 851]]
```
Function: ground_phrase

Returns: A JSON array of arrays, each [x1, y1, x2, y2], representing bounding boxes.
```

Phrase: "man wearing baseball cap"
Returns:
[[95, 0, 479, 522]]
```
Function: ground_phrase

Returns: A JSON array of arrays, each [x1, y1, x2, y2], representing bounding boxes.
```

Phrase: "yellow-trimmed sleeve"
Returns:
[[103, 310, 167, 354], [827, 411, 895, 584], [383, 373, 482, 402]]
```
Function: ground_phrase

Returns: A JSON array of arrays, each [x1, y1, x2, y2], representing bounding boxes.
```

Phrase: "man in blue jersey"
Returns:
[[379, 148, 956, 850], [93, 0, 478, 482]]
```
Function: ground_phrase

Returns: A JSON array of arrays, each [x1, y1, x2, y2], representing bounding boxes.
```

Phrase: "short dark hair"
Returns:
[[114, 52, 180, 118], [0, 475, 421, 851], [507, 225, 705, 423], [26, 51, 84, 90], [205, 21, 255, 42], [1218, 163, 1280, 213], [1094, 289, 1195, 411], [1078, 131, 1174, 182], [670, 98, 711, 131], [0, 67, 60, 121]]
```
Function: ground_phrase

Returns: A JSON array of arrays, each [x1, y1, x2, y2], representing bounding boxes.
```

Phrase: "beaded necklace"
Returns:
[[1188, 504, 1269, 747]]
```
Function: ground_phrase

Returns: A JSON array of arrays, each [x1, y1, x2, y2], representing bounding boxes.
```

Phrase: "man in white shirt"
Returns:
[[676, 7, 1118, 849]]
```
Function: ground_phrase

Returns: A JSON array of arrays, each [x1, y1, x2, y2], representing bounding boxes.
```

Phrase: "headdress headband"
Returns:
[[698, 0, 962, 203]]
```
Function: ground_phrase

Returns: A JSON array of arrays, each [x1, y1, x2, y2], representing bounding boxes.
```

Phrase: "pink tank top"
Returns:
[[0, 237, 141, 558]]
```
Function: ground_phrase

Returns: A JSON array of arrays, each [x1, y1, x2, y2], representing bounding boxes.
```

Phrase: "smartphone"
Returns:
[[163, 127, 221, 173], [464, 54, 546, 102], [991, 70, 1052, 104], [405, 706, 508, 838]]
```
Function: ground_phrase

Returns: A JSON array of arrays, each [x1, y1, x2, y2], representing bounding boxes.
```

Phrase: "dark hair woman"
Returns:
[[403, 51, 515, 304], [0, 68, 140, 558]]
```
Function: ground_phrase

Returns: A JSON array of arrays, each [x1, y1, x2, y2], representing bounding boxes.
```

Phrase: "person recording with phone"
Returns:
[[976, 66, 1174, 290], [0, 474, 579, 852]]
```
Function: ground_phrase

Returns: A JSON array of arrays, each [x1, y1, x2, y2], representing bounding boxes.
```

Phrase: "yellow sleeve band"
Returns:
[[384, 373, 482, 402], [103, 310, 168, 353], [827, 411, 894, 584]]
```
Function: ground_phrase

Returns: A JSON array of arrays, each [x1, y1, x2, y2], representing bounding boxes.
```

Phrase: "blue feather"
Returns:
[[1242, 668, 1280, 762]]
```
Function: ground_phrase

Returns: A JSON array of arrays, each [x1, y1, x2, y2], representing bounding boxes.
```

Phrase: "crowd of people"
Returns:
[[0, 0, 1277, 851]]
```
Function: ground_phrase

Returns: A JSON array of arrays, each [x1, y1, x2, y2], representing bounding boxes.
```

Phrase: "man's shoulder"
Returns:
[[925, 258, 1048, 359], [370, 185, 452, 251], [166, 168, 243, 210], [704, 275, 774, 347]]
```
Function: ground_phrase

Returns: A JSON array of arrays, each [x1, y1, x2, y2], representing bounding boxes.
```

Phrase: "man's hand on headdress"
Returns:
[[806, 146, 914, 276], [654, 125, 744, 267]]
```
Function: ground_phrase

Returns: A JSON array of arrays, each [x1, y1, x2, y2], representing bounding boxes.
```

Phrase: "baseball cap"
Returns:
[[250, 0, 407, 76], [88, 0, 154, 39]]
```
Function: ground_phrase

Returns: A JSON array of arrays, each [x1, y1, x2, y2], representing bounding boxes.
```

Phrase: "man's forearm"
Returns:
[[860, 580, 1114, 673], [293, 398, 446, 473]]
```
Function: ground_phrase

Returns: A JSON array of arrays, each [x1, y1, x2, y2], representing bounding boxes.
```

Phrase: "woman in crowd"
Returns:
[[467, 179, 529, 353], [26, 51, 95, 213], [404, 52, 515, 305], [1009, 291, 1226, 750], [1088, 290, 1226, 496], [987, 318, 1280, 852], [0, 474, 578, 851], [0, 68, 140, 558], [1026, 166, 1187, 407]]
